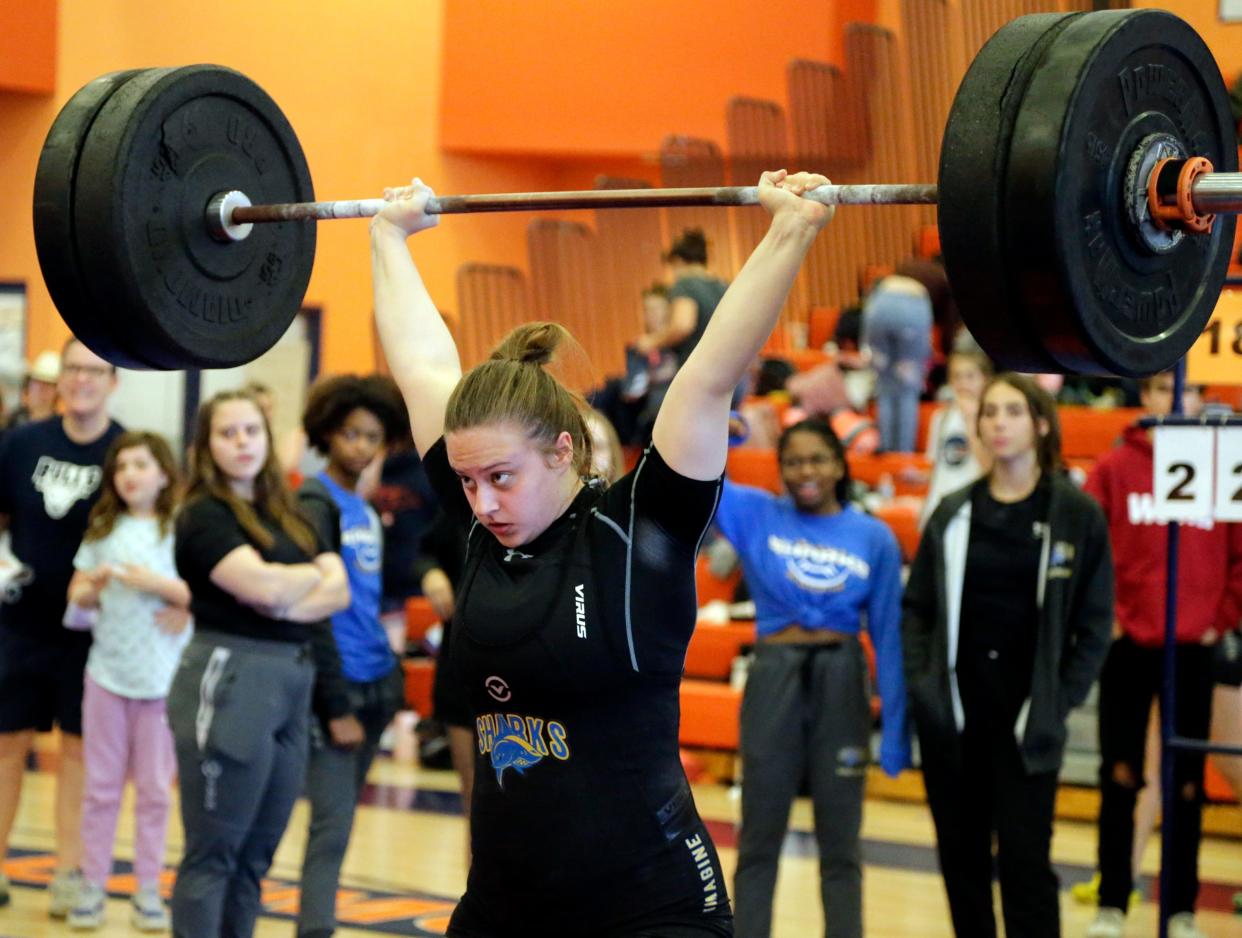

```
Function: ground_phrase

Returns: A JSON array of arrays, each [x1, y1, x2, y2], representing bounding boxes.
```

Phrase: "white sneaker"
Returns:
[[130, 885, 169, 932], [49, 868, 84, 919], [1168, 912, 1207, 938], [66, 879, 105, 929], [1085, 907, 1126, 938]]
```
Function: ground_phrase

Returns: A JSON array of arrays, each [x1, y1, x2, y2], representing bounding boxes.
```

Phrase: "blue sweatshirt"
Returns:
[[713, 480, 910, 775], [317, 472, 395, 683]]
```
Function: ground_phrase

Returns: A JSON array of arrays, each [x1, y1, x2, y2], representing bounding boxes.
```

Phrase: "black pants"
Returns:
[[298, 664, 405, 936], [920, 724, 1059, 938], [1096, 636, 1213, 914]]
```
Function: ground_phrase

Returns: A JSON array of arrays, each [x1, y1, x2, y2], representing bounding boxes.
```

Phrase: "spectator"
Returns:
[[717, 418, 907, 938], [8, 350, 61, 429], [168, 389, 348, 936], [296, 375, 408, 938], [1082, 371, 1242, 938], [65, 432, 190, 930], [635, 228, 728, 370], [0, 337, 122, 915], [919, 348, 993, 529], [904, 373, 1113, 938], [862, 274, 933, 452]]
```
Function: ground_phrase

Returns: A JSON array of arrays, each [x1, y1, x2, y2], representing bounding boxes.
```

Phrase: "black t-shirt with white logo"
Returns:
[[0, 417, 124, 634], [425, 438, 730, 930]]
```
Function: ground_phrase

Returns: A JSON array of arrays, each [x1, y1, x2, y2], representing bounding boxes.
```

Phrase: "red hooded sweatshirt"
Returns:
[[1083, 424, 1242, 647]]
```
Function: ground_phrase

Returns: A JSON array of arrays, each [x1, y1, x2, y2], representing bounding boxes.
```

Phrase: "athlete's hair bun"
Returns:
[[491, 322, 568, 367]]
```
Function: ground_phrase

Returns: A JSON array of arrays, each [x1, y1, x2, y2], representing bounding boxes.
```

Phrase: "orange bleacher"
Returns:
[[680, 681, 741, 750], [807, 306, 840, 350], [684, 622, 755, 681], [403, 659, 435, 717], [1059, 406, 1141, 462], [402, 597, 442, 716], [695, 554, 741, 606]]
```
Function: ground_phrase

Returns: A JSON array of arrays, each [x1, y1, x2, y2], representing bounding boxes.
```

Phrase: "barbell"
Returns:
[[30, 8, 1241, 375]]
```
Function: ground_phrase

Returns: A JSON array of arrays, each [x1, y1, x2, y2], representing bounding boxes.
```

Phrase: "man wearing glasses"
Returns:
[[0, 337, 123, 915]]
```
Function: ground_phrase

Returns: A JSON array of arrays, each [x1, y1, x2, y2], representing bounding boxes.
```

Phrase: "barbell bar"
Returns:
[[31, 8, 1241, 375], [216, 176, 1242, 235]]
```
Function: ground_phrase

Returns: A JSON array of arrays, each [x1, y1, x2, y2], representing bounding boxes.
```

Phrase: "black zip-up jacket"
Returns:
[[903, 473, 1114, 774]]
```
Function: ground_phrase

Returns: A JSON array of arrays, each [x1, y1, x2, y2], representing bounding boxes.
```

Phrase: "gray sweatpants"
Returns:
[[297, 666, 404, 937], [167, 633, 313, 938], [733, 640, 872, 938]]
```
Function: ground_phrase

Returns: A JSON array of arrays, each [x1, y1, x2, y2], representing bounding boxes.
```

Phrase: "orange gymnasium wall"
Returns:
[[5, 1, 1234, 374], [0, 2, 55, 94], [440, 0, 875, 157], [1134, 0, 1242, 81], [0, 1, 570, 374], [0, 0, 876, 374]]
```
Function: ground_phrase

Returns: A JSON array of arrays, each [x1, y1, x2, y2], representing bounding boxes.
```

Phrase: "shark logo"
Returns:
[[490, 735, 544, 786], [503, 548, 534, 563], [477, 713, 571, 788]]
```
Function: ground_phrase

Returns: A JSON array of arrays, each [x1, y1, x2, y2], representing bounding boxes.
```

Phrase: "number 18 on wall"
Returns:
[[1153, 426, 1242, 523]]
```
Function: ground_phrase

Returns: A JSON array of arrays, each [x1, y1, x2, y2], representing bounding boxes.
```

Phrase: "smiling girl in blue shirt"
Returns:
[[714, 418, 908, 938]]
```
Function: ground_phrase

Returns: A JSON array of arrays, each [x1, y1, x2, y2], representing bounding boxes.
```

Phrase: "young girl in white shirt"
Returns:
[[65, 431, 191, 931]]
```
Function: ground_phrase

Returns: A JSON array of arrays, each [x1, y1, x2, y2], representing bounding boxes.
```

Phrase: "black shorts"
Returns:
[[432, 617, 473, 729], [0, 626, 91, 735]]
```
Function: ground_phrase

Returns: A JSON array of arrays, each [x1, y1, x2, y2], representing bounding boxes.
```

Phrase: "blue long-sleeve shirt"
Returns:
[[713, 480, 910, 775]]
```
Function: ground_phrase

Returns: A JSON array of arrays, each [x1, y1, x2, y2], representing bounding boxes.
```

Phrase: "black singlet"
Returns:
[[424, 439, 731, 933]]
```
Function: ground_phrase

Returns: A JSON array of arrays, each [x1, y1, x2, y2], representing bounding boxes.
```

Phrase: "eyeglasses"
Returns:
[[61, 364, 115, 379]]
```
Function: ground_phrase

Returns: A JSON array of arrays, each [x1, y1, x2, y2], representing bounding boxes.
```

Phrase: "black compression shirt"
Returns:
[[425, 438, 731, 931]]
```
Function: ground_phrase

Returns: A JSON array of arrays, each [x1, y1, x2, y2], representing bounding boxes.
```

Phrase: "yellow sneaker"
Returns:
[[1072, 873, 1102, 905], [1070, 872, 1143, 910]]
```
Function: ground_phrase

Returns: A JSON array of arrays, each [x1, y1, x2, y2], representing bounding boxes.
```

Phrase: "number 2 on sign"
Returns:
[[1214, 430, 1242, 522], [1153, 427, 1214, 522]]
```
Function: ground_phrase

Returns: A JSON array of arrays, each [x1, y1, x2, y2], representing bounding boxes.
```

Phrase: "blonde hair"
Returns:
[[445, 322, 594, 477], [185, 390, 319, 557]]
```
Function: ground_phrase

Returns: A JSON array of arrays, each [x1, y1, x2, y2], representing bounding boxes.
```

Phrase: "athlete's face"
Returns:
[[779, 430, 843, 514], [447, 421, 578, 548]]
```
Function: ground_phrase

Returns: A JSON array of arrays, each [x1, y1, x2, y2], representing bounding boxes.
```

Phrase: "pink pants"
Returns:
[[80, 675, 176, 887]]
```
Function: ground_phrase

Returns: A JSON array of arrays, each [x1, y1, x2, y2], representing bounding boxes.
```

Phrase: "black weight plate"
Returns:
[[938, 13, 1079, 375], [1005, 9, 1238, 377], [32, 69, 164, 369], [74, 65, 315, 370]]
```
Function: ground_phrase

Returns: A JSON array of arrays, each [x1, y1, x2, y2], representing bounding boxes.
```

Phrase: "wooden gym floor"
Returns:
[[0, 749, 1239, 937]]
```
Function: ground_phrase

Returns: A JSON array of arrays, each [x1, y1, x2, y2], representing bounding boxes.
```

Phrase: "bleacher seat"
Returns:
[[405, 596, 440, 644], [684, 622, 755, 680], [695, 553, 741, 606], [807, 306, 840, 350], [403, 658, 435, 716], [679, 681, 741, 750], [1059, 407, 1141, 461]]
